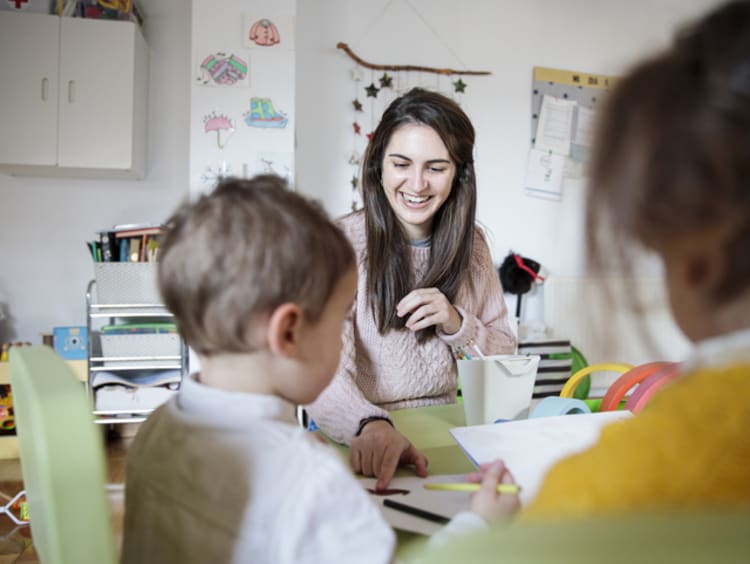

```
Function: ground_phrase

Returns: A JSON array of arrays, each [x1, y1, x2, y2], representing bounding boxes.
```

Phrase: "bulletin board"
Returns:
[[524, 66, 617, 200]]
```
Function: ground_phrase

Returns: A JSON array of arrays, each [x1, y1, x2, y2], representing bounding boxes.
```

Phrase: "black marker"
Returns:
[[383, 498, 450, 524]]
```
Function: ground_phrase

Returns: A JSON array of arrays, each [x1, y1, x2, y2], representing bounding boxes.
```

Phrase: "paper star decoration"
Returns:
[[353, 122, 361, 135], [379, 73, 393, 88], [348, 151, 362, 166], [352, 99, 363, 112], [350, 67, 364, 82], [453, 78, 467, 93], [367, 131, 375, 141], [351, 176, 359, 188], [365, 82, 380, 97]]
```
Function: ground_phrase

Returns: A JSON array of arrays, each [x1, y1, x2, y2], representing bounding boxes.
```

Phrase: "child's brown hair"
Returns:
[[158, 175, 355, 355], [587, 0, 750, 304]]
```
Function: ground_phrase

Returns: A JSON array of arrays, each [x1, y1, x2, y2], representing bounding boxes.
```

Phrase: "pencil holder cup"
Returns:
[[458, 354, 540, 426]]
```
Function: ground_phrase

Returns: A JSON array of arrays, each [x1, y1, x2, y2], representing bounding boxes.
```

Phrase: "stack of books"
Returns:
[[88, 224, 163, 263]]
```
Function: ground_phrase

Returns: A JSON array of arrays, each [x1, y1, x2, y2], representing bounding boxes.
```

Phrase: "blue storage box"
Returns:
[[53, 327, 88, 360]]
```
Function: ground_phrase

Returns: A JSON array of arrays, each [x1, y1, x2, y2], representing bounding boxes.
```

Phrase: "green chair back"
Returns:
[[402, 510, 750, 563], [9, 346, 116, 564]]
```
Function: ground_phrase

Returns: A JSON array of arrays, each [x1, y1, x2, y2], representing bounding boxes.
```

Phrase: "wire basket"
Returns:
[[93, 263, 161, 305]]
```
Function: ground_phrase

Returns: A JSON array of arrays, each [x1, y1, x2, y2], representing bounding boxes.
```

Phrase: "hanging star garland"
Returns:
[[337, 43, 491, 76], [341, 44, 491, 214], [379, 73, 393, 88]]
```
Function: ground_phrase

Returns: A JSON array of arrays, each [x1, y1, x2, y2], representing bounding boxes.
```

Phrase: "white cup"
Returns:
[[458, 354, 540, 426]]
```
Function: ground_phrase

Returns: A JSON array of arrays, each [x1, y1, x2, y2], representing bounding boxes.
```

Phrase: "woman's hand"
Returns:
[[397, 288, 462, 334], [350, 420, 429, 490], [466, 459, 521, 522]]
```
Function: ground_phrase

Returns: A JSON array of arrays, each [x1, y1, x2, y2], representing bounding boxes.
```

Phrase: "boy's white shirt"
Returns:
[[124, 373, 486, 564]]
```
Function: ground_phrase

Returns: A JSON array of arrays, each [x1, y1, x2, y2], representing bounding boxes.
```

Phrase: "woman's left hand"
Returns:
[[397, 287, 462, 334]]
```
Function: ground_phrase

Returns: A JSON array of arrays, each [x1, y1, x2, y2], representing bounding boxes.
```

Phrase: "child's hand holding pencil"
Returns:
[[462, 459, 521, 521], [424, 482, 520, 495]]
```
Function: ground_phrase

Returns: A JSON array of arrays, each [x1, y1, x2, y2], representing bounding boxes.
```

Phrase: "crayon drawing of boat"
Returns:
[[244, 98, 288, 129]]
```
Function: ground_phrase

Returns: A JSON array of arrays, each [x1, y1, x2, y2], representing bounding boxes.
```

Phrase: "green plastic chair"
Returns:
[[9, 346, 116, 564], [401, 509, 750, 563]]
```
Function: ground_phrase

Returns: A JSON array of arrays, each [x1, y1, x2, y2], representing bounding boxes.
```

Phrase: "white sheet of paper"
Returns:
[[450, 411, 632, 505], [524, 148, 565, 200], [570, 105, 596, 163], [573, 105, 596, 147], [359, 474, 472, 536], [535, 95, 576, 155]]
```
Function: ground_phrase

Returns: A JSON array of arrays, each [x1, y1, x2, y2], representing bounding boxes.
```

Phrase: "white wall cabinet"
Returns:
[[0, 12, 148, 178]]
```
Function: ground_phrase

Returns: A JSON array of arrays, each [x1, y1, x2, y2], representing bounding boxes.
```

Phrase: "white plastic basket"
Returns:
[[93, 263, 161, 305]]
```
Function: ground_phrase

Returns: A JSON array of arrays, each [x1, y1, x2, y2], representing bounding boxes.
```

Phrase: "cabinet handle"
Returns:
[[41, 78, 49, 102], [68, 80, 76, 103]]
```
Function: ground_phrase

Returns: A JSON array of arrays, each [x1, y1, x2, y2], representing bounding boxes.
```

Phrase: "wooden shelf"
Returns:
[[0, 359, 87, 459], [0, 359, 87, 385]]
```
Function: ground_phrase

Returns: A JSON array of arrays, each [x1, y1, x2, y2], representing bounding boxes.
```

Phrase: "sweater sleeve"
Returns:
[[428, 511, 488, 549], [437, 229, 517, 356], [305, 303, 390, 445], [521, 365, 750, 520], [305, 212, 391, 444]]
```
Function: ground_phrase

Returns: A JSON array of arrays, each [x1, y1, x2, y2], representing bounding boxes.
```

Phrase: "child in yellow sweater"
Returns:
[[470, 0, 750, 520]]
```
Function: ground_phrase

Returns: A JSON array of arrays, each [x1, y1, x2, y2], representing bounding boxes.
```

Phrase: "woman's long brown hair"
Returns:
[[362, 88, 477, 342]]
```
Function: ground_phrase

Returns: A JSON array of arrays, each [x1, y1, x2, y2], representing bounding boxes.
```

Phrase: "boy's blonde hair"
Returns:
[[158, 175, 355, 356]]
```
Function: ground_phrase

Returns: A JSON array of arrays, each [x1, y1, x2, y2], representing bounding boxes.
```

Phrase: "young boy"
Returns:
[[121, 176, 511, 564]]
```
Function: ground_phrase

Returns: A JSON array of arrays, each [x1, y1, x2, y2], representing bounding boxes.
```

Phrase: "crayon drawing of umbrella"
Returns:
[[204, 112, 235, 149]]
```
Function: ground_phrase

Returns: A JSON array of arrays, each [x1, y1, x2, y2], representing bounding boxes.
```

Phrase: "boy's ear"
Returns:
[[267, 303, 303, 357]]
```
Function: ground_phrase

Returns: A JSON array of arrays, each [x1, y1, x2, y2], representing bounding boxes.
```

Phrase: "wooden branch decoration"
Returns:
[[336, 42, 491, 76]]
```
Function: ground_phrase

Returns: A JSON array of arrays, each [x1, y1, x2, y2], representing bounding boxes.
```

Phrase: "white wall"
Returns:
[[0, 0, 725, 351], [295, 0, 724, 338], [189, 0, 295, 196], [0, 0, 191, 343]]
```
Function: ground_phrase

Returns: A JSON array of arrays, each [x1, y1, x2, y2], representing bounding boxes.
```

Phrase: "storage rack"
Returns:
[[85, 265, 188, 425]]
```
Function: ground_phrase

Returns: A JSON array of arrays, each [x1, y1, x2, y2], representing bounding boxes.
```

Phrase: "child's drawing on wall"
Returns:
[[248, 18, 280, 46], [243, 14, 294, 50], [196, 51, 249, 86], [203, 112, 235, 149], [244, 98, 288, 129], [256, 152, 293, 186]]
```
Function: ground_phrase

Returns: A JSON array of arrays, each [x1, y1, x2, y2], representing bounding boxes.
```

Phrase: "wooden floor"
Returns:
[[0, 428, 132, 563]]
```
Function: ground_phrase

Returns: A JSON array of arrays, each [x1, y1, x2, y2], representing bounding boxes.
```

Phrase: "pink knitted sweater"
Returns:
[[307, 211, 517, 444]]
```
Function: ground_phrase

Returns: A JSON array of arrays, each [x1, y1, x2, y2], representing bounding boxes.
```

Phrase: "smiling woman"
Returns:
[[381, 123, 456, 241], [306, 88, 517, 490]]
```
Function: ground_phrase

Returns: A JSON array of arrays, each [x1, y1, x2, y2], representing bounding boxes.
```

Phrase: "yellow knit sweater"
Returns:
[[522, 362, 750, 520]]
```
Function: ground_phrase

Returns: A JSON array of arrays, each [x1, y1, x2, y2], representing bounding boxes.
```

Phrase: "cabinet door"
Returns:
[[0, 12, 59, 166], [58, 17, 142, 170]]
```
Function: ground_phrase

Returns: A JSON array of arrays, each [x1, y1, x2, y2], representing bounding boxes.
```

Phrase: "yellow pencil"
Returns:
[[424, 483, 521, 494]]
